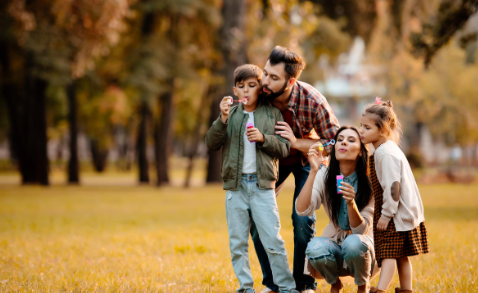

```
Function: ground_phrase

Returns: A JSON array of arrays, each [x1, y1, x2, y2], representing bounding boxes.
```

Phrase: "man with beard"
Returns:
[[251, 46, 340, 293]]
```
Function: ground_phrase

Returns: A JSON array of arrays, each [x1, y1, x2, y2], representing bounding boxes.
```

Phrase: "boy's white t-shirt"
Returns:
[[242, 111, 257, 174]]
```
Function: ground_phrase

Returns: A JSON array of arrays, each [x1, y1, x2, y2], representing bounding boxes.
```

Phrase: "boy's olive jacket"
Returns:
[[205, 103, 291, 191]]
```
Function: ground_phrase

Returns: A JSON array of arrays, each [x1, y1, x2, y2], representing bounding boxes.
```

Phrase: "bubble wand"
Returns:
[[317, 139, 336, 151], [226, 97, 249, 105]]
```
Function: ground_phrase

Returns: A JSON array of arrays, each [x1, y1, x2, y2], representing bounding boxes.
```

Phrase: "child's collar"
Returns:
[[241, 102, 263, 113]]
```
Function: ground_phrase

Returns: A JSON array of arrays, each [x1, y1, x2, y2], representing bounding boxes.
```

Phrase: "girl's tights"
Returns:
[[376, 257, 412, 290]]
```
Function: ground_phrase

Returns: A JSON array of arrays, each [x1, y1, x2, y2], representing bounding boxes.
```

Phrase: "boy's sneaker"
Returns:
[[300, 290, 316, 293], [261, 288, 277, 293]]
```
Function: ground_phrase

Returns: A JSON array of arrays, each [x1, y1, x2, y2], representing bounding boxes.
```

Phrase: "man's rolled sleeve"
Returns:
[[313, 101, 340, 155]]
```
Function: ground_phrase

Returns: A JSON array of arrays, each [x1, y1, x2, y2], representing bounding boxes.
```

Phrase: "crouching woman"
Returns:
[[295, 126, 378, 293]]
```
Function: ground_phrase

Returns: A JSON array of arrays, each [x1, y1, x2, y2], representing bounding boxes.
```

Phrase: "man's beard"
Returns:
[[261, 81, 288, 104]]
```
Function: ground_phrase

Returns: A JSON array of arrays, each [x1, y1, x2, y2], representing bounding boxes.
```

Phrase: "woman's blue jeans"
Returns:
[[306, 235, 375, 286]]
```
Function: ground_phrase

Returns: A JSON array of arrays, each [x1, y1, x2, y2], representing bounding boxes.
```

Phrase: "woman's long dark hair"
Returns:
[[324, 126, 372, 229]]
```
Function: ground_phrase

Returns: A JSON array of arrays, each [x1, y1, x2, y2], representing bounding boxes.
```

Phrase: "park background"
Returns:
[[1, 0, 478, 292]]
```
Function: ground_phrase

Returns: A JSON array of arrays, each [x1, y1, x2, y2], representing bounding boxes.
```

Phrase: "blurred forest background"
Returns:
[[1, 0, 478, 186]]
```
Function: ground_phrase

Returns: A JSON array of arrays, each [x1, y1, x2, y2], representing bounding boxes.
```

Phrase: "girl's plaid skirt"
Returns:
[[370, 154, 429, 267]]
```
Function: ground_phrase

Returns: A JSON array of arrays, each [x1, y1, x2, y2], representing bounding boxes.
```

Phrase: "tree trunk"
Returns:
[[136, 8, 155, 184], [17, 53, 49, 185], [67, 81, 79, 183], [0, 37, 19, 168], [206, 0, 247, 183], [115, 125, 130, 171], [1, 14, 49, 185], [90, 139, 108, 172], [155, 87, 174, 186], [137, 100, 150, 183], [184, 82, 211, 188], [4, 84, 21, 169], [154, 16, 180, 187]]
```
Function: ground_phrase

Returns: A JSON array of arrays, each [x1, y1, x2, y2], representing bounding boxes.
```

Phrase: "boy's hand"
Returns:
[[377, 217, 390, 231], [307, 143, 323, 172], [220, 96, 232, 122], [246, 128, 264, 143]]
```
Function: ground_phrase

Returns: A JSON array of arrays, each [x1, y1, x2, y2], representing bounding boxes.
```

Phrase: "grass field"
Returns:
[[1, 178, 478, 292]]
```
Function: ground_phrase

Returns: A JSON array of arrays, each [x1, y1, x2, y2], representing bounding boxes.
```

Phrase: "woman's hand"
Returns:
[[339, 182, 356, 205], [307, 143, 323, 172], [342, 182, 366, 229]]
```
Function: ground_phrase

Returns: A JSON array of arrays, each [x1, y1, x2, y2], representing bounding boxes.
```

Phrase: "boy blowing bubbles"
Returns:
[[206, 64, 298, 293], [220, 73, 264, 143]]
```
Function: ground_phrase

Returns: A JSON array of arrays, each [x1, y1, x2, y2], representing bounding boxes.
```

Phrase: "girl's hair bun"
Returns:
[[383, 100, 393, 108], [363, 99, 402, 144]]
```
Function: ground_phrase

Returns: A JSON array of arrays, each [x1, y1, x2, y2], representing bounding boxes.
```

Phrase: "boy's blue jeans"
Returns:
[[306, 235, 375, 286], [226, 174, 298, 293], [251, 164, 317, 291]]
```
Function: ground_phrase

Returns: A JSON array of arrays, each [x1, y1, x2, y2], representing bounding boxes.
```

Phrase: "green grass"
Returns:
[[0, 181, 477, 292]]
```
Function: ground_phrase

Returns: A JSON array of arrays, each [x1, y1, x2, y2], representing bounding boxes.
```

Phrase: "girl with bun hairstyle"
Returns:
[[360, 99, 429, 293]]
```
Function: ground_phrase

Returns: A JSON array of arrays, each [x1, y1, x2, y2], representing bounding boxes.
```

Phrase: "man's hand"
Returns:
[[275, 121, 297, 147], [220, 96, 232, 122], [377, 217, 390, 231], [246, 128, 264, 143]]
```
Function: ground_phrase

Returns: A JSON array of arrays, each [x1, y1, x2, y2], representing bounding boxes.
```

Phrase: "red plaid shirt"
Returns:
[[284, 81, 340, 165]]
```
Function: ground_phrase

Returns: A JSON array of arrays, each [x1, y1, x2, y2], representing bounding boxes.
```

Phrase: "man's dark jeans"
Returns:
[[250, 163, 317, 291]]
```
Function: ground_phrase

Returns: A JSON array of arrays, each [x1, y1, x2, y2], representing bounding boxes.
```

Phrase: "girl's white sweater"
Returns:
[[374, 140, 425, 231]]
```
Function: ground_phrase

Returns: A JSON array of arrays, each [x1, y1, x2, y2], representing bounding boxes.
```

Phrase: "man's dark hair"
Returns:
[[267, 46, 306, 79], [234, 64, 263, 85]]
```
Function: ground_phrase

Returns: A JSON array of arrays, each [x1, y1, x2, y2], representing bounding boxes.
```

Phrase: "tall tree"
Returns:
[[307, 0, 377, 43], [67, 82, 79, 183], [366, 0, 478, 159], [184, 77, 212, 188], [2, 0, 50, 185], [0, 2, 23, 176], [4, 0, 131, 185], [135, 8, 157, 184], [206, 0, 247, 183], [125, 0, 220, 185], [154, 16, 179, 186]]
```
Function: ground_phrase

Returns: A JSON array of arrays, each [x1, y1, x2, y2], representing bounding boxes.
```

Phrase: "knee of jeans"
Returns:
[[341, 235, 369, 261], [263, 239, 287, 256], [305, 238, 335, 262]]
